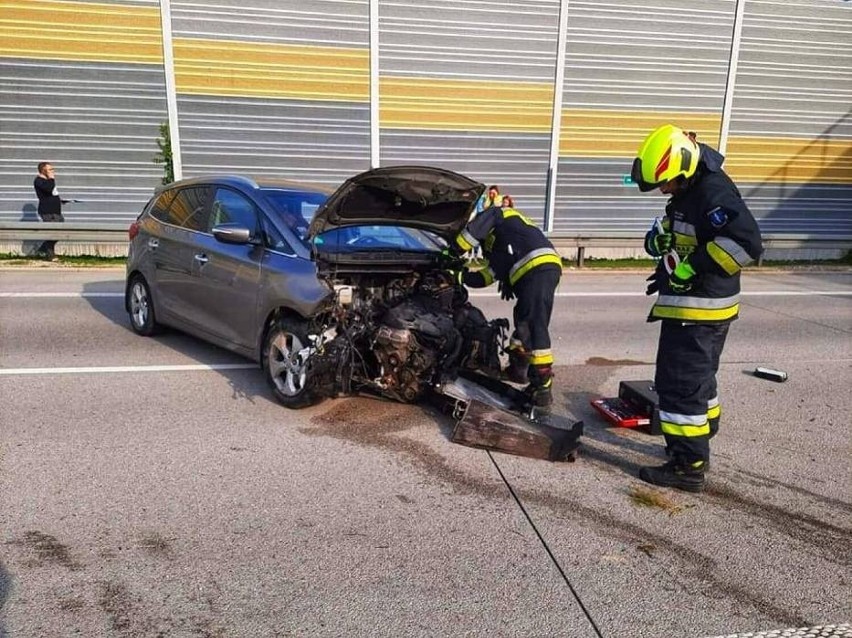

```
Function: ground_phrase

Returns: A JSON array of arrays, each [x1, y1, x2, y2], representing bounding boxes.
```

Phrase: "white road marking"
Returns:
[[2, 290, 851, 299], [0, 363, 257, 376]]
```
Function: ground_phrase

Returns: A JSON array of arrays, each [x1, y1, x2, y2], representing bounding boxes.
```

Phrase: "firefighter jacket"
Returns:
[[650, 144, 763, 323], [453, 206, 562, 289]]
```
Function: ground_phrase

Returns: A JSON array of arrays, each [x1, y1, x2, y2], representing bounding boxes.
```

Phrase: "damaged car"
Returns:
[[125, 166, 510, 409]]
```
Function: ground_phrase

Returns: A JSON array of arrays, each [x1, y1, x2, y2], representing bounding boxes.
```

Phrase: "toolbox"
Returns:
[[591, 380, 662, 435]]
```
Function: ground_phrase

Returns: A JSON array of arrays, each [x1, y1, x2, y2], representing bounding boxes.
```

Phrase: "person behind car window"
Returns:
[[447, 201, 562, 415], [473, 184, 501, 217]]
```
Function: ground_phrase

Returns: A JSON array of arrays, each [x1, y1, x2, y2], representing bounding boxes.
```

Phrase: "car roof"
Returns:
[[154, 175, 334, 196]]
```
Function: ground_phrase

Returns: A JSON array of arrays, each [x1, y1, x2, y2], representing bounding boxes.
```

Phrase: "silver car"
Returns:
[[125, 166, 508, 408]]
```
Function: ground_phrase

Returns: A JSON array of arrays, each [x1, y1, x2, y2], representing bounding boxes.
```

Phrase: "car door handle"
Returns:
[[194, 253, 209, 265], [147, 238, 159, 249]]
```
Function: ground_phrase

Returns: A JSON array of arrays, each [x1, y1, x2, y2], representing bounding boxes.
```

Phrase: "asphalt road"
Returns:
[[1, 267, 850, 638]]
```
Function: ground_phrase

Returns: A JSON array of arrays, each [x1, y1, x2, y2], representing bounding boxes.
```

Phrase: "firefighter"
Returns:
[[449, 200, 563, 413], [631, 124, 763, 492]]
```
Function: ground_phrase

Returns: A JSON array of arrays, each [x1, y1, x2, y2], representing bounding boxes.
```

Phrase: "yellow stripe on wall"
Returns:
[[380, 77, 554, 132], [0, 0, 162, 64], [559, 110, 721, 156], [174, 38, 369, 102], [725, 137, 852, 184]]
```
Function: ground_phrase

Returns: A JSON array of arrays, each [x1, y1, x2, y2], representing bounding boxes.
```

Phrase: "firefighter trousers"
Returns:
[[512, 265, 561, 388], [655, 321, 730, 465]]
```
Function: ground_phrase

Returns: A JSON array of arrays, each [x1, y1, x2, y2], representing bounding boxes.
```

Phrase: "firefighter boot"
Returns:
[[504, 348, 529, 384], [524, 367, 553, 415], [639, 459, 706, 493]]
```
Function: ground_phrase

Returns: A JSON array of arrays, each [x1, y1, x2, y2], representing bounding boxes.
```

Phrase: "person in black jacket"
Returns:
[[33, 162, 68, 260], [449, 202, 563, 414], [631, 125, 763, 492]]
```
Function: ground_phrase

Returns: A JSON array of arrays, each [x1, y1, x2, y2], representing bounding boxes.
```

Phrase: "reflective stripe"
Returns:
[[661, 421, 711, 437], [707, 395, 719, 409], [502, 208, 535, 226], [652, 303, 740, 322], [508, 248, 562, 285], [673, 232, 698, 248], [479, 267, 495, 286], [657, 293, 739, 309], [707, 404, 721, 420], [672, 220, 696, 236], [708, 237, 752, 275], [530, 349, 553, 365], [508, 338, 525, 350], [456, 230, 477, 252], [660, 410, 706, 426]]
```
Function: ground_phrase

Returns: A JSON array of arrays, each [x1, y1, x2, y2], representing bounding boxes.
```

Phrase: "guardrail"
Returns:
[[1, 222, 850, 267]]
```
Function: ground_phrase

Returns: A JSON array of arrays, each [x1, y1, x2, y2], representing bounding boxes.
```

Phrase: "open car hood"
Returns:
[[307, 166, 485, 241]]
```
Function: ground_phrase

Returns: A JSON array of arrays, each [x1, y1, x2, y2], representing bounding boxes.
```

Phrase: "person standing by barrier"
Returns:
[[631, 125, 763, 492], [33, 162, 69, 260]]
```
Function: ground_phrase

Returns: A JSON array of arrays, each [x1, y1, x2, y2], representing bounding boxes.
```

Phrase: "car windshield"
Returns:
[[261, 188, 328, 241], [314, 225, 446, 253]]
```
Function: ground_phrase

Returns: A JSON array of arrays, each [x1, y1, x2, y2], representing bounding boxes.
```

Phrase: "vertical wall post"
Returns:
[[718, 0, 746, 156], [544, 0, 570, 233], [159, 0, 182, 180], [369, 0, 380, 168]]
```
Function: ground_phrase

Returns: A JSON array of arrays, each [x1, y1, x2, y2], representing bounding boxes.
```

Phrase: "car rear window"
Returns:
[[149, 186, 211, 231]]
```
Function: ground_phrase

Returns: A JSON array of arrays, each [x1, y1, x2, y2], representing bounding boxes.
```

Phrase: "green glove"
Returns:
[[645, 232, 673, 256], [669, 260, 696, 293]]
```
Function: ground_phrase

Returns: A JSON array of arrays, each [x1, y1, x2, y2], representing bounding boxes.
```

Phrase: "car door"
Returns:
[[188, 187, 263, 349], [147, 186, 211, 322]]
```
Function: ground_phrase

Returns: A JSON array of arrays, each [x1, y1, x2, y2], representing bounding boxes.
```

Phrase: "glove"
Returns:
[[447, 268, 466, 286], [669, 260, 697, 293], [644, 230, 673, 257], [498, 280, 514, 301], [645, 272, 661, 296]]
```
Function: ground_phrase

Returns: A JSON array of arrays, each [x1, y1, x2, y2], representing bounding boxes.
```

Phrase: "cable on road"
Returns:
[[486, 450, 605, 638]]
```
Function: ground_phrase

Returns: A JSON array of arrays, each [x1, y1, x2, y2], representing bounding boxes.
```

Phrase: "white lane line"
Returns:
[[3, 291, 851, 299], [0, 363, 257, 376], [0, 292, 123, 297]]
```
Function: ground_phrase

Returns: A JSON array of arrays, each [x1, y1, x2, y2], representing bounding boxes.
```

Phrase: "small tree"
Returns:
[[153, 121, 174, 185]]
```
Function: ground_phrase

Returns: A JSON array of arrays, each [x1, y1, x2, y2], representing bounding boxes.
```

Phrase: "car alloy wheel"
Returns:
[[267, 330, 308, 396], [127, 275, 160, 336]]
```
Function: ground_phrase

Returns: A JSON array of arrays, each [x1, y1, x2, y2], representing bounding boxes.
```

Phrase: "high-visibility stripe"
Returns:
[[508, 249, 562, 285], [672, 221, 696, 236], [661, 421, 711, 437], [652, 303, 740, 322], [501, 208, 535, 226], [530, 350, 553, 365], [673, 233, 698, 248], [456, 231, 475, 252], [707, 404, 721, 420], [707, 241, 739, 275], [657, 293, 740, 309], [479, 267, 495, 287]]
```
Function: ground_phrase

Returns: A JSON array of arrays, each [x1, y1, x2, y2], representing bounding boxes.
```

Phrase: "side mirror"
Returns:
[[212, 224, 253, 245]]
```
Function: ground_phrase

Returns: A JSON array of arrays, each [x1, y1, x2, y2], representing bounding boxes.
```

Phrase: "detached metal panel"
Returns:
[[169, 0, 371, 187], [0, 0, 167, 223], [378, 0, 561, 223], [725, 0, 852, 238], [553, 1, 736, 234]]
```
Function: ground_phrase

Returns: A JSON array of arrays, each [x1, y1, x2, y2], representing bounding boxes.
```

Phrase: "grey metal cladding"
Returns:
[[729, 0, 852, 138], [381, 130, 551, 223], [552, 1, 735, 234], [0, 59, 166, 223], [171, 0, 369, 47], [380, 0, 560, 80], [178, 96, 370, 185], [560, 1, 735, 108]]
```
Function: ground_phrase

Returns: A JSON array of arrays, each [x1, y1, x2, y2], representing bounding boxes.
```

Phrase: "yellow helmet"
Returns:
[[631, 124, 700, 192]]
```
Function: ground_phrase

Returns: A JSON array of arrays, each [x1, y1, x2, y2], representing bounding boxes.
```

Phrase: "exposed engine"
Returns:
[[303, 269, 508, 404]]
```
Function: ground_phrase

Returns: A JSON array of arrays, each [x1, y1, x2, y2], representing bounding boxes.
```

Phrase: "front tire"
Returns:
[[262, 317, 320, 409], [127, 275, 161, 336]]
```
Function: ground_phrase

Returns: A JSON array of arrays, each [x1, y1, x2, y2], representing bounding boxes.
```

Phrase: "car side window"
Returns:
[[260, 214, 294, 254], [209, 188, 259, 235], [149, 189, 178, 223], [168, 187, 211, 232]]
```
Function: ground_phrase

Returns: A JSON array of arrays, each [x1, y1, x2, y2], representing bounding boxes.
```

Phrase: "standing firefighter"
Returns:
[[632, 125, 763, 492], [449, 201, 563, 413]]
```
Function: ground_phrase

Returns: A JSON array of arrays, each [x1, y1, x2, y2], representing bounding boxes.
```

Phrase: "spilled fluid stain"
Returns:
[[585, 356, 648, 366], [11, 531, 82, 571]]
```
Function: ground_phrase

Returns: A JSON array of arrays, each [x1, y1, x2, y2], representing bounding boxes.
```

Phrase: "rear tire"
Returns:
[[262, 316, 321, 409], [127, 275, 161, 336]]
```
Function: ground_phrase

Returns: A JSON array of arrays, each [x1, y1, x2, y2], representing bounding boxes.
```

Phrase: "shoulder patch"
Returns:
[[707, 207, 730, 228]]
